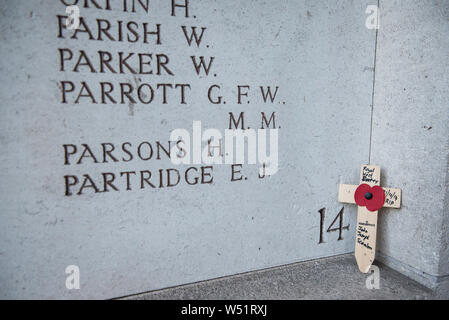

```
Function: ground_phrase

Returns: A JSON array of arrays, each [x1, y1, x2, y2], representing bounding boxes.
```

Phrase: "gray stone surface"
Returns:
[[0, 0, 376, 299], [0, 0, 447, 300], [371, 0, 449, 290], [122, 254, 439, 300]]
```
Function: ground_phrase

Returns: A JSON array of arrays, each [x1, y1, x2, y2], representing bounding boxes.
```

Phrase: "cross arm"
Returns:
[[338, 184, 357, 204], [338, 184, 401, 209]]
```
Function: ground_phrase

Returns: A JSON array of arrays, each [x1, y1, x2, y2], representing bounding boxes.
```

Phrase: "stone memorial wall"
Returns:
[[0, 0, 447, 299]]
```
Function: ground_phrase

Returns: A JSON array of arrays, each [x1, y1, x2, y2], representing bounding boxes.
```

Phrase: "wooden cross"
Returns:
[[338, 165, 402, 273]]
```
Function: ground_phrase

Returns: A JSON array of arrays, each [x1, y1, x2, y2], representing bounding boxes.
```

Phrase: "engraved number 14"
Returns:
[[318, 207, 350, 244]]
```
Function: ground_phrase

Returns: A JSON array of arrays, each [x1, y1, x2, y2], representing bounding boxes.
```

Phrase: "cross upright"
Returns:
[[338, 165, 402, 273]]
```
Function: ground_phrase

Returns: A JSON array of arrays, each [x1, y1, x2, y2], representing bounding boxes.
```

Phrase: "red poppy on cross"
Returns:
[[338, 165, 402, 273]]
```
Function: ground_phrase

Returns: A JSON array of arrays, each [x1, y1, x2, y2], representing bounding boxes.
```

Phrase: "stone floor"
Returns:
[[122, 254, 444, 300]]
